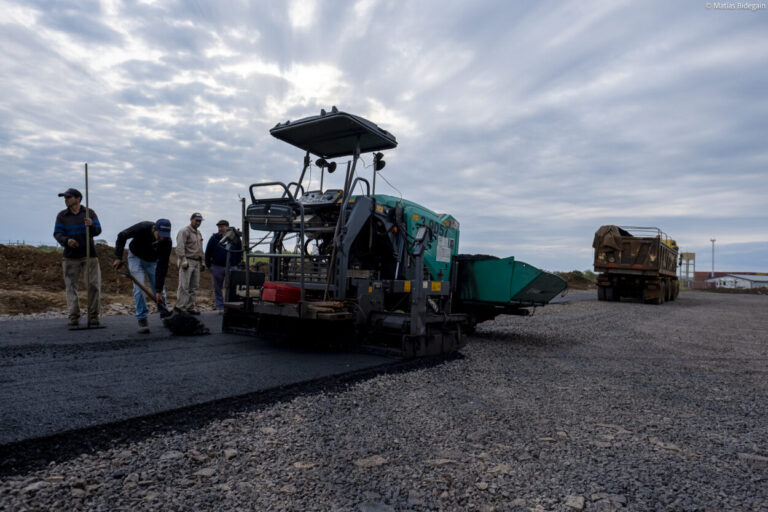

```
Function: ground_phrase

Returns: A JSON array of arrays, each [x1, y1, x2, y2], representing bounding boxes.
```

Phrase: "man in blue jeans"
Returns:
[[204, 220, 242, 311], [113, 219, 172, 333]]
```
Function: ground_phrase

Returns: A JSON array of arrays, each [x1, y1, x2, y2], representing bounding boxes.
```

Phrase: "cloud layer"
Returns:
[[1, 0, 766, 271]]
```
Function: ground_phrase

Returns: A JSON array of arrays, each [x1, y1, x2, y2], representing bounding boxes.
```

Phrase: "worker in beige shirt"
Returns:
[[175, 212, 205, 314]]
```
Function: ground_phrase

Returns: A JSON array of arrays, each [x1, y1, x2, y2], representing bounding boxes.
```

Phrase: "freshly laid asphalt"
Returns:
[[0, 313, 396, 445]]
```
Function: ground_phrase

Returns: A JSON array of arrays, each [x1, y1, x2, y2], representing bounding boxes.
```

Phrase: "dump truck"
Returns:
[[593, 225, 679, 304], [221, 108, 566, 356]]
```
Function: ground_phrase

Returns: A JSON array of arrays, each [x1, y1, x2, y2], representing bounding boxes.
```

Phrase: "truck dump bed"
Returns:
[[593, 225, 678, 277]]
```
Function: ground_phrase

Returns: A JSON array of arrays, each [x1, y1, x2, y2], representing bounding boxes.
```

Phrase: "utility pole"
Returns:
[[710, 238, 716, 278]]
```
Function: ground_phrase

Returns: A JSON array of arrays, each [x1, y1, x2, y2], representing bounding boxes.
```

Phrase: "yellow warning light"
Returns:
[[431, 281, 441, 292], [412, 214, 419, 221], [404, 281, 411, 292]]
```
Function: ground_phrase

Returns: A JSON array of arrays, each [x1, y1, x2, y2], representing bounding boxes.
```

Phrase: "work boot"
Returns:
[[88, 317, 100, 327], [137, 318, 150, 334], [68, 317, 79, 327]]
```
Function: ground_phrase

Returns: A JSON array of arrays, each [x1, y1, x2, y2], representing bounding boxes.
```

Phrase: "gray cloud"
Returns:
[[119, 60, 178, 82], [28, 1, 124, 44], [0, 0, 766, 273]]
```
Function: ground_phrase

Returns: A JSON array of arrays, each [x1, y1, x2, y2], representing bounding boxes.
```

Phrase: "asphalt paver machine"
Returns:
[[223, 108, 566, 357]]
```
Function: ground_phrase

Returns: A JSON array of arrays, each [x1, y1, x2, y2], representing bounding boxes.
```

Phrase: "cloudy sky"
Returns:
[[1, 0, 766, 272]]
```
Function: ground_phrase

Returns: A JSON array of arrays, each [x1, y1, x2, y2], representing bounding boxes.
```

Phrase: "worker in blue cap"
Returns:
[[113, 219, 173, 333]]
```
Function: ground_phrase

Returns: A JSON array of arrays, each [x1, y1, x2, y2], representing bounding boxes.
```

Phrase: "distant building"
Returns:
[[706, 274, 768, 289], [692, 271, 765, 289]]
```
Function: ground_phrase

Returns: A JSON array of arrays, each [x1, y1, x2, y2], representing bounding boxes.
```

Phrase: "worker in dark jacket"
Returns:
[[113, 219, 172, 333], [204, 220, 242, 311], [53, 188, 102, 327]]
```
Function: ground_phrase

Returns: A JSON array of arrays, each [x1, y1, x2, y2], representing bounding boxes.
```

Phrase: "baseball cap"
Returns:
[[191, 212, 204, 220], [216, 219, 229, 226], [58, 188, 82, 199], [155, 218, 172, 238]]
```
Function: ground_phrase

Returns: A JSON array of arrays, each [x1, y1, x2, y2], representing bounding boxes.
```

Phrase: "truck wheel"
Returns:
[[655, 281, 665, 305], [605, 286, 618, 302], [598, 287, 606, 301]]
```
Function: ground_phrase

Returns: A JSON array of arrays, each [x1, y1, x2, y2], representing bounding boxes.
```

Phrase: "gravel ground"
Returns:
[[0, 299, 216, 322], [1, 291, 767, 511]]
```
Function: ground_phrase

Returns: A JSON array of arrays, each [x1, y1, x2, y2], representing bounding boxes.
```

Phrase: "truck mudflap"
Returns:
[[456, 255, 567, 307]]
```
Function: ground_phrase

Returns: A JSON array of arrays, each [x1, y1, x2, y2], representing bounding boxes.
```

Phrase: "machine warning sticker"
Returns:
[[437, 236, 453, 263]]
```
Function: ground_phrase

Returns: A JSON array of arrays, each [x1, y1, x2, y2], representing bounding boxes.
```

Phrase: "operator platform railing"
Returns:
[[244, 182, 306, 304]]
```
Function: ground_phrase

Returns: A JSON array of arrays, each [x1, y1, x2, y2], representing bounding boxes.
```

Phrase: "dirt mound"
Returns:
[[557, 271, 596, 290], [0, 244, 213, 294], [0, 244, 216, 315], [0, 245, 66, 292], [0, 287, 67, 315]]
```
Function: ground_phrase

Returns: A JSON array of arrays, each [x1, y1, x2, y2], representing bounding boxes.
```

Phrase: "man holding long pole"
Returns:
[[53, 187, 102, 327]]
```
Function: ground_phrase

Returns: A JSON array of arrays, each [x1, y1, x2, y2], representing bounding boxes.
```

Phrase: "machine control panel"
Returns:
[[300, 189, 343, 205]]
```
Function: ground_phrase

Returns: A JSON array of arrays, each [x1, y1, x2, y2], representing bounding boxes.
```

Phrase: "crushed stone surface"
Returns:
[[1, 291, 766, 511]]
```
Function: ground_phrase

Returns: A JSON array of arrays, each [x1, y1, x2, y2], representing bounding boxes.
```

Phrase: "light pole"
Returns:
[[710, 238, 716, 278]]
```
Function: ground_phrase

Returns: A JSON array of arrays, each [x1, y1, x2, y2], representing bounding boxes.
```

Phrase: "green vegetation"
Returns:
[[34, 245, 63, 253], [0, 243, 62, 253]]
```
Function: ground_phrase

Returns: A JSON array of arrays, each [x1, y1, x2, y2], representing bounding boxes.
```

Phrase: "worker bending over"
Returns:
[[113, 219, 172, 333]]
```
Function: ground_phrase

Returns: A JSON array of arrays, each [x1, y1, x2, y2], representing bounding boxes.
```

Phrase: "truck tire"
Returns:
[[655, 281, 665, 305], [598, 287, 606, 301], [605, 286, 618, 302]]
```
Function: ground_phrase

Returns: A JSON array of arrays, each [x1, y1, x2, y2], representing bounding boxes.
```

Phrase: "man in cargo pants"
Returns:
[[175, 212, 205, 314], [53, 188, 102, 327]]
